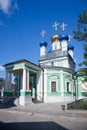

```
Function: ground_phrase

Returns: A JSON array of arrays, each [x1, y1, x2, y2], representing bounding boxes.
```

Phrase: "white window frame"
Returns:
[[50, 76, 58, 92], [66, 76, 71, 92]]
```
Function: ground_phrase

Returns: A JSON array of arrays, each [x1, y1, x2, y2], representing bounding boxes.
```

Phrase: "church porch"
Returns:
[[3, 59, 42, 106]]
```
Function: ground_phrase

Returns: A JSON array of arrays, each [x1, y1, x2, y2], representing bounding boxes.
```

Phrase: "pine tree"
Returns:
[[73, 9, 87, 81]]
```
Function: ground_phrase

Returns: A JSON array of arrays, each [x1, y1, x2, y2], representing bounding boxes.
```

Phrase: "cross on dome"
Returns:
[[60, 22, 67, 31], [52, 21, 60, 32], [40, 30, 46, 38]]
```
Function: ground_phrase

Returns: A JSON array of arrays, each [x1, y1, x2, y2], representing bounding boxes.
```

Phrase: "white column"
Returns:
[[60, 70, 64, 97], [23, 68, 27, 90], [9, 73, 12, 89], [37, 70, 43, 101], [27, 70, 29, 90], [5, 71, 9, 90], [44, 69, 47, 102]]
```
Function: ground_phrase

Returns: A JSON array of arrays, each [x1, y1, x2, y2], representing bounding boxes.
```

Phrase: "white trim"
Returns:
[[23, 68, 26, 90], [60, 70, 64, 96], [26, 70, 29, 90]]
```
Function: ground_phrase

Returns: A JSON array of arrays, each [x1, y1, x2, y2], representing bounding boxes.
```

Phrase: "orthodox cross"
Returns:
[[52, 21, 60, 32], [68, 34, 73, 42], [60, 22, 67, 31], [40, 30, 46, 39]]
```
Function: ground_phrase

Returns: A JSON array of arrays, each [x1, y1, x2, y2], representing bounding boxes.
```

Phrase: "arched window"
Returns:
[[66, 76, 71, 92], [50, 76, 58, 92], [66, 82, 70, 92]]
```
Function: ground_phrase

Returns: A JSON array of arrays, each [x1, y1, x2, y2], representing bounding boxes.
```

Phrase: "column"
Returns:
[[44, 69, 47, 102], [27, 70, 29, 90], [23, 68, 27, 90], [19, 68, 32, 106], [9, 73, 12, 89], [5, 71, 9, 90], [60, 70, 64, 97]]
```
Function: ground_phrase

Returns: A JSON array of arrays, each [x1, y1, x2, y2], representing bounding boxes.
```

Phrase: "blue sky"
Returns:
[[0, 0, 87, 78]]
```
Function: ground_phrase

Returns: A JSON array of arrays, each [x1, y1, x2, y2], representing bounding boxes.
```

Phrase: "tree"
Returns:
[[73, 10, 87, 41], [73, 9, 87, 81]]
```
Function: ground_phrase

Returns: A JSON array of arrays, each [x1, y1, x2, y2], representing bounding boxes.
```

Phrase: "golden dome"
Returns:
[[51, 34, 60, 42]]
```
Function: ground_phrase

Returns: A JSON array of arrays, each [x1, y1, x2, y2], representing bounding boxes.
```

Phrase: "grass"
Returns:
[[67, 100, 87, 110]]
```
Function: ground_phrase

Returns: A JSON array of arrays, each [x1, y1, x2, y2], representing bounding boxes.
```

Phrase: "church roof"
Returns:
[[39, 49, 75, 65], [40, 50, 67, 61], [4, 59, 41, 68]]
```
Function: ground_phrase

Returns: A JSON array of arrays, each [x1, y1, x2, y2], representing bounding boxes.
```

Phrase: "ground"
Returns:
[[0, 102, 87, 130]]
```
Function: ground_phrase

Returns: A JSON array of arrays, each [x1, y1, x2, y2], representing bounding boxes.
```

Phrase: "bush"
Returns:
[[67, 101, 87, 110], [78, 101, 87, 110]]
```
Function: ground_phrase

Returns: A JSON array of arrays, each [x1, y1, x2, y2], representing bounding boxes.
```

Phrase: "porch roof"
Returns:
[[4, 59, 40, 68], [4, 59, 42, 74]]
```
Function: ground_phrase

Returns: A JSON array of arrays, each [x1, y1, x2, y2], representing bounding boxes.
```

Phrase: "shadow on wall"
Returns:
[[0, 121, 68, 130]]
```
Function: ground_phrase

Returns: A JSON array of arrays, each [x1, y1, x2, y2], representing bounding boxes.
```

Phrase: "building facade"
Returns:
[[3, 23, 87, 106]]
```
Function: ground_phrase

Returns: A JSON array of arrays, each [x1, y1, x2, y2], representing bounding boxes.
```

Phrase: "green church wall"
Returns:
[[82, 93, 87, 96], [14, 73, 37, 98], [4, 91, 13, 96], [77, 75, 87, 97], [47, 69, 61, 96], [63, 72, 73, 97], [64, 92, 72, 97], [46, 69, 74, 97], [20, 91, 31, 96]]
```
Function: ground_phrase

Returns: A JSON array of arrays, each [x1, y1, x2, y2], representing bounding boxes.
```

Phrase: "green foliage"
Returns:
[[73, 9, 87, 42], [78, 101, 87, 110], [73, 10, 87, 81], [68, 101, 87, 110], [78, 44, 87, 81]]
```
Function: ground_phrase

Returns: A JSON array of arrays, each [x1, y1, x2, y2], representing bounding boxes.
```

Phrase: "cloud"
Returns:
[[0, 0, 11, 14], [0, 0, 19, 15], [0, 65, 5, 71]]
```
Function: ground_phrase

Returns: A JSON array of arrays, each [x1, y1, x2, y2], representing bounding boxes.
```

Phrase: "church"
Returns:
[[3, 22, 87, 106]]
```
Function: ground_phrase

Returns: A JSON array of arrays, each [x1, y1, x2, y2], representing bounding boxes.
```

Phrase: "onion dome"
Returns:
[[60, 34, 69, 41], [39, 40, 47, 47], [68, 44, 74, 50], [51, 34, 60, 42]]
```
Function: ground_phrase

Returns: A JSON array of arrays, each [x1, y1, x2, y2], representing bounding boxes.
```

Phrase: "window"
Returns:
[[50, 76, 58, 92], [51, 61, 54, 66], [67, 82, 70, 92], [51, 81, 56, 92]]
